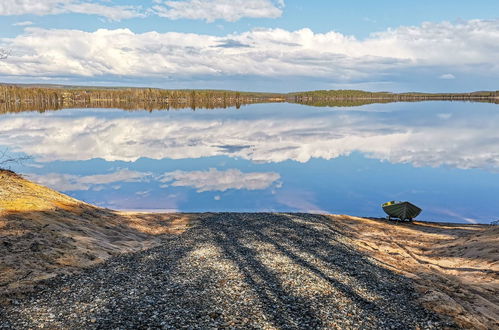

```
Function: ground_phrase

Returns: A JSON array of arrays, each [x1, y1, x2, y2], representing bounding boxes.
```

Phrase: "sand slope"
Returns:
[[0, 170, 195, 296], [330, 215, 498, 329]]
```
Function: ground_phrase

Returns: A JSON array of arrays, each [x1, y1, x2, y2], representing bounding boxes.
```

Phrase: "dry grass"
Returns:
[[0, 170, 81, 213]]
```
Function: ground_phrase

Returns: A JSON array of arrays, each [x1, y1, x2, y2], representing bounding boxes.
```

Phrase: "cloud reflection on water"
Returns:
[[26, 169, 151, 192], [0, 102, 498, 170], [160, 168, 281, 192], [0, 102, 498, 223]]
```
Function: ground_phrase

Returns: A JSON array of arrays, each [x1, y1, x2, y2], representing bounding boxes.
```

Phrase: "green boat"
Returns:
[[382, 201, 422, 221]]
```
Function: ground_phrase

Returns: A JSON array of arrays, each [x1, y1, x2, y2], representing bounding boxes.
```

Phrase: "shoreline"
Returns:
[[1, 84, 498, 114]]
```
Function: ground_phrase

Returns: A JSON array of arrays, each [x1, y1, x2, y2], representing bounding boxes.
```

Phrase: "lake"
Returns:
[[1, 101, 498, 224]]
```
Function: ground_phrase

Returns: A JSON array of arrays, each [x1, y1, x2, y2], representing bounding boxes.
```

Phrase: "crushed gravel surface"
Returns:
[[0, 213, 453, 329]]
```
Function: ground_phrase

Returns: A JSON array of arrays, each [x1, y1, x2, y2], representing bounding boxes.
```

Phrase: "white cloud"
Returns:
[[439, 73, 455, 79], [27, 172, 90, 191], [275, 189, 326, 213], [0, 0, 143, 21], [2, 106, 498, 171], [77, 169, 151, 185], [437, 113, 452, 120], [135, 190, 151, 197], [62, 2, 144, 20], [13, 21, 33, 26], [152, 0, 283, 22], [160, 168, 281, 192], [0, 19, 498, 81], [27, 169, 152, 191], [429, 208, 478, 224]]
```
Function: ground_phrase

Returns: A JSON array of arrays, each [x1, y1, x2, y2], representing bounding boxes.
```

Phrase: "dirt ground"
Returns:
[[1, 170, 497, 328]]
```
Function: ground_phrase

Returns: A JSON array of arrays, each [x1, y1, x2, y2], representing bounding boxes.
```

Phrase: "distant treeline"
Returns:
[[288, 90, 499, 107], [288, 89, 499, 98], [0, 85, 284, 114], [0, 100, 269, 114], [0, 85, 498, 113]]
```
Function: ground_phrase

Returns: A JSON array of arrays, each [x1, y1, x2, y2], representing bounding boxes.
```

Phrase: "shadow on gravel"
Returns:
[[1, 213, 450, 329], [0, 232, 200, 328], [203, 213, 446, 328], [207, 217, 323, 328], [0, 206, 193, 299]]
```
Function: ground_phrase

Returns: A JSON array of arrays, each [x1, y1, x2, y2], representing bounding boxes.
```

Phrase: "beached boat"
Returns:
[[382, 201, 421, 221]]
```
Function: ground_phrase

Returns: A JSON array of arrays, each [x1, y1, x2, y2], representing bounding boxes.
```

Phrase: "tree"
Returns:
[[0, 149, 31, 171]]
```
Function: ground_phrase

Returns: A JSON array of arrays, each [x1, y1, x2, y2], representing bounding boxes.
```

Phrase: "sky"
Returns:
[[0, 0, 498, 92]]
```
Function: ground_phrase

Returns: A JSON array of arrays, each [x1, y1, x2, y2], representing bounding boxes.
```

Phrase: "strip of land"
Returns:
[[0, 170, 497, 328], [1, 84, 498, 113]]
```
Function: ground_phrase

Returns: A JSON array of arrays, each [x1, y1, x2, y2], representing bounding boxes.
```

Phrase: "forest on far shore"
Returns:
[[1, 84, 498, 113]]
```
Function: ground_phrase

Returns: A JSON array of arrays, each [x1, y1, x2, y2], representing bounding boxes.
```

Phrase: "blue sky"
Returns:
[[0, 0, 498, 92]]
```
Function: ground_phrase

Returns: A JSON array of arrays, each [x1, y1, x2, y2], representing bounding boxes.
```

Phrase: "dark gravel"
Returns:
[[0, 213, 453, 329]]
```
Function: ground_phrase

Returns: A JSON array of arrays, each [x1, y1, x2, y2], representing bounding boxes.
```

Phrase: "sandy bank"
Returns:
[[0, 170, 197, 296], [333, 215, 498, 329]]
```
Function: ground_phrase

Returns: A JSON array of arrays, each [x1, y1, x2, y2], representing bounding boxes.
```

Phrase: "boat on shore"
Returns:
[[382, 201, 422, 221]]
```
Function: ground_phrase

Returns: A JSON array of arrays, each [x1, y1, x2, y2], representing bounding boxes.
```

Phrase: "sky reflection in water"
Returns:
[[1, 102, 498, 224]]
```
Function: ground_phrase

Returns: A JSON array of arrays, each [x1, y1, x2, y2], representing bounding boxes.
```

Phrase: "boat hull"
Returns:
[[382, 202, 421, 221]]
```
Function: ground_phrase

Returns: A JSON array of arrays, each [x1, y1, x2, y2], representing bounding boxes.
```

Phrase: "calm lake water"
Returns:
[[1, 101, 498, 224]]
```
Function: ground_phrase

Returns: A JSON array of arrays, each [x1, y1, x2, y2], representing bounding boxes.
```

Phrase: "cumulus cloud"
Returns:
[[0, 0, 143, 21], [0, 19, 498, 81], [159, 168, 281, 192], [27, 169, 152, 191], [152, 0, 284, 22], [1, 106, 498, 170]]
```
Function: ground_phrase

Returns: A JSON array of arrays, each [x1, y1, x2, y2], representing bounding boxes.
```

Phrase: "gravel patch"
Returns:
[[0, 213, 453, 329]]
